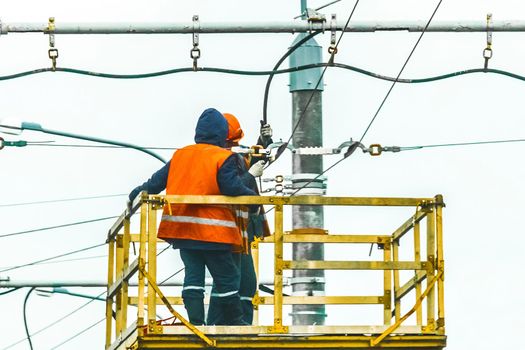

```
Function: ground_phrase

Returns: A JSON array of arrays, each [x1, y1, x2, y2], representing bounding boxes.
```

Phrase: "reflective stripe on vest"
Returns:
[[162, 215, 237, 228]]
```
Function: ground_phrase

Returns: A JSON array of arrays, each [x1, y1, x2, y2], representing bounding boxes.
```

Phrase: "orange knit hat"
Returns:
[[223, 113, 244, 143]]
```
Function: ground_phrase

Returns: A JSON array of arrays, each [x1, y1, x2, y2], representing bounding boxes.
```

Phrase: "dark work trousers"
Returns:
[[207, 251, 257, 325], [180, 249, 241, 325]]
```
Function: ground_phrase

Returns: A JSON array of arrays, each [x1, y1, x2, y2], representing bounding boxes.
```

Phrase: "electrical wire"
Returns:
[[0, 242, 106, 273], [0, 255, 106, 270], [0, 194, 126, 208], [0, 287, 21, 296], [262, 30, 323, 124], [399, 138, 525, 151], [285, 0, 361, 147], [359, 0, 443, 142], [1, 291, 105, 350], [23, 287, 36, 350], [287, 0, 444, 198], [1, 62, 525, 84], [0, 215, 119, 239], [49, 317, 105, 350], [23, 143, 179, 150]]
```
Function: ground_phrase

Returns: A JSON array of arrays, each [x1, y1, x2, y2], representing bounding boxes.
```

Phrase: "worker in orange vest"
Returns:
[[128, 108, 261, 325], [206, 113, 272, 325]]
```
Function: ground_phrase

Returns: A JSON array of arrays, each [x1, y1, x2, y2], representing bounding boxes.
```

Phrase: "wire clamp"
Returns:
[[47, 17, 58, 71], [483, 13, 493, 70], [306, 8, 326, 33], [190, 15, 201, 71], [328, 14, 338, 57], [274, 175, 284, 195]]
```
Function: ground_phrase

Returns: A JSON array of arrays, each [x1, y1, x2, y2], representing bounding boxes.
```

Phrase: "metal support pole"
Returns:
[[2, 20, 525, 34], [289, 25, 326, 325]]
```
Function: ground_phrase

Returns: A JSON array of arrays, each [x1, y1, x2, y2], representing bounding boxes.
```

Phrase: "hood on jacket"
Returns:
[[194, 108, 228, 147]]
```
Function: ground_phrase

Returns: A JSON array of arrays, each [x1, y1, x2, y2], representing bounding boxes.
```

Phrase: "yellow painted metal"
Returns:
[[426, 208, 436, 329], [161, 195, 433, 207], [287, 260, 427, 270], [115, 235, 124, 337], [258, 296, 382, 305], [105, 239, 115, 349], [147, 202, 158, 327], [273, 204, 285, 332], [251, 238, 260, 325], [383, 240, 392, 325], [138, 266, 216, 347], [414, 217, 423, 325], [392, 237, 401, 322], [106, 194, 446, 350], [370, 270, 443, 347], [392, 209, 428, 243], [435, 195, 445, 334], [262, 234, 390, 244], [137, 199, 148, 327], [121, 218, 131, 332]]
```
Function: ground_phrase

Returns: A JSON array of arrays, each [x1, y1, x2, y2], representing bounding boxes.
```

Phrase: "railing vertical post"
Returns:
[[414, 218, 423, 326], [435, 195, 445, 334], [147, 201, 158, 328], [105, 238, 115, 348], [137, 196, 148, 327], [426, 207, 436, 329], [273, 203, 284, 330], [252, 239, 260, 326], [383, 240, 392, 325], [392, 236, 401, 322], [121, 217, 131, 331], [115, 235, 124, 337]]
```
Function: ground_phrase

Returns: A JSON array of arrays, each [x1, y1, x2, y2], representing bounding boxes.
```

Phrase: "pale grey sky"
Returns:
[[1, 1, 524, 349]]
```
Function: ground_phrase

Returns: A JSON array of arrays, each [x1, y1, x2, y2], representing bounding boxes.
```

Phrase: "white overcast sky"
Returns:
[[1, 1, 524, 349]]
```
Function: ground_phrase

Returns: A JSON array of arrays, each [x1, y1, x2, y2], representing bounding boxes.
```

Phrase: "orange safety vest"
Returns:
[[157, 143, 242, 246]]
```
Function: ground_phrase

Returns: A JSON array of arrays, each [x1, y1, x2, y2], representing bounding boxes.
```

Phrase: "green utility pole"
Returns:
[[288, 0, 326, 326]]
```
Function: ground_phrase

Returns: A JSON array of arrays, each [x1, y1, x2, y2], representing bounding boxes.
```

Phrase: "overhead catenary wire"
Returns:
[[49, 317, 105, 350], [288, 0, 443, 197], [398, 138, 525, 151], [0, 242, 106, 273], [0, 194, 126, 208], [0, 215, 119, 239], [359, 0, 443, 143], [285, 0, 361, 147], [0, 287, 21, 296], [1, 291, 106, 350]]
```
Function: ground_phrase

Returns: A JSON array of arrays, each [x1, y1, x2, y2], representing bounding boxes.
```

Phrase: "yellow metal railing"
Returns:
[[104, 193, 445, 349]]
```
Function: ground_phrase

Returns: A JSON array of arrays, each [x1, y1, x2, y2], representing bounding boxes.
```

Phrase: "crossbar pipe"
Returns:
[[2, 20, 525, 34]]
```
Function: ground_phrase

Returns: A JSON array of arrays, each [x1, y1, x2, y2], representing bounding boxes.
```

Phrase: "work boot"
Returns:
[[183, 297, 205, 325]]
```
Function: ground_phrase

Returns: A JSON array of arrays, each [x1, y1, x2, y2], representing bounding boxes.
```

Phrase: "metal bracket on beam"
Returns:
[[47, 17, 58, 71], [483, 13, 493, 69], [305, 8, 326, 33], [328, 13, 338, 58], [191, 15, 200, 71]]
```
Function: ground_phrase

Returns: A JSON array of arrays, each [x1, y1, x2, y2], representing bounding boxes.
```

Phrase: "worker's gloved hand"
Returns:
[[248, 160, 265, 178], [260, 124, 273, 139]]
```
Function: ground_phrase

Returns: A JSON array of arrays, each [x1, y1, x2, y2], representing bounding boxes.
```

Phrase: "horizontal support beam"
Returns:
[[259, 296, 382, 305], [262, 234, 390, 244], [162, 195, 433, 207], [285, 260, 428, 270], [2, 20, 525, 34], [160, 324, 429, 335], [108, 258, 139, 298]]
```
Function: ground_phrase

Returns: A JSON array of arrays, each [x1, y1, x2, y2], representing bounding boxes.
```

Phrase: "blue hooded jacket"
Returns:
[[128, 108, 255, 250]]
